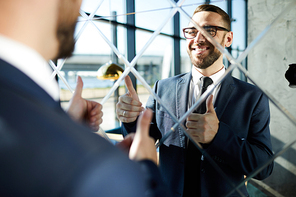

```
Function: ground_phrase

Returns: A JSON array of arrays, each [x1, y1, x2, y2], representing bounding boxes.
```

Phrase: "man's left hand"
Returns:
[[67, 76, 103, 131]]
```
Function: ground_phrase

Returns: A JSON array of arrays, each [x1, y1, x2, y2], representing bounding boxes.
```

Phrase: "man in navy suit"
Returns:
[[116, 4, 274, 197], [0, 0, 170, 196]]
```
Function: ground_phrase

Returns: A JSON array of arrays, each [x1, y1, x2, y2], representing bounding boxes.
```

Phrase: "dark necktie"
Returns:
[[183, 76, 213, 197], [194, 76, 213, 113]]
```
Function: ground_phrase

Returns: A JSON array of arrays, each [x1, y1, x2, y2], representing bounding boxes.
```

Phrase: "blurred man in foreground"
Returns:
[[0, 0, 169, 196]]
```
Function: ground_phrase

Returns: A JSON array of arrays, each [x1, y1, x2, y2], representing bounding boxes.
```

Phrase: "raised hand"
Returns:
[[186, 95, 219, 144], [116, 75, 144, 123], [67, 76, 103, 131], [129, 109, 157, 163]]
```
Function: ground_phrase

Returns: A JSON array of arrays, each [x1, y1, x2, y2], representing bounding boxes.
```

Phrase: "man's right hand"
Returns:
[[129, 109, 157, 163], [116, 75, 144, 123]]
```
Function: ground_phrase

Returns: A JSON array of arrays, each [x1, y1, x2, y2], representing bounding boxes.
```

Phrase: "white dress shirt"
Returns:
[[0, 34, 59, 101], [187, 65, 226, 111]]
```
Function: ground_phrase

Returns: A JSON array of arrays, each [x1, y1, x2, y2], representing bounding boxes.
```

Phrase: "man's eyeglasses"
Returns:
[[182, 26, 230, 39]]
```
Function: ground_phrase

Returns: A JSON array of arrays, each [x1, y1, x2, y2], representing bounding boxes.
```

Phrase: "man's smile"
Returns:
[[191, 45, 210, 55]]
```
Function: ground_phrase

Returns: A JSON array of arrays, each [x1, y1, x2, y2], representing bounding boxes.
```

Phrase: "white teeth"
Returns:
[[196, 48, 206, 51]]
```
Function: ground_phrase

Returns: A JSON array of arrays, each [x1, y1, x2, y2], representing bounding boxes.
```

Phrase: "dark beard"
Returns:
[[196, 49, 221, 69], [55, 21, 77, 59], [190, 35, 225, 69]]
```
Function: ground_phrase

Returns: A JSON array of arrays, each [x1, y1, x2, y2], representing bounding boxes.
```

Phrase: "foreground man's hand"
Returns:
[[129, 109, 157, 164], [67, 76, 103, 131]]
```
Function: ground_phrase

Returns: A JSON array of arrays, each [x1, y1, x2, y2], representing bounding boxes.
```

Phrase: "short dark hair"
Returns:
[[193, 4, 231, 31]]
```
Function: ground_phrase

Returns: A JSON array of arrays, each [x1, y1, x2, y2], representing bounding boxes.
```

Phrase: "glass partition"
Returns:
[[50, 0, 296, 196]]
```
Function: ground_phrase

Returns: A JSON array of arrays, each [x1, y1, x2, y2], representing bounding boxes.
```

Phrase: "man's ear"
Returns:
[[224, 31, 233, 47]]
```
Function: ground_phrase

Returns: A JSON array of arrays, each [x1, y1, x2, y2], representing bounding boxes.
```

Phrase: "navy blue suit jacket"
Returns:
[[0, 59, 170, 197], [123, 72, 274, 197]]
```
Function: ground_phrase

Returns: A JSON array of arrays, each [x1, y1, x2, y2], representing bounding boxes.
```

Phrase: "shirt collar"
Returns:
[[0, 34, 59, 101], [191, 65, 226, 85]]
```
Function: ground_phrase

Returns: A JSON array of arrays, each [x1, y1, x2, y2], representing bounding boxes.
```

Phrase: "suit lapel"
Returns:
[[175, 73, 191, 148], [176, 72, 192, 120], [214, 73, 235, 120]]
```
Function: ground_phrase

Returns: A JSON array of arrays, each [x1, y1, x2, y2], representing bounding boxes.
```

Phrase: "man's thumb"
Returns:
[[136, 109, 152, 138], [125, 75, 139, 101], [206, 95, 215, 113], [74, 76, 83, 97]]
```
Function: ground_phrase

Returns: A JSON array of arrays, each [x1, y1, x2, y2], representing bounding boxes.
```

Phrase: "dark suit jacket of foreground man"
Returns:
[[123, 72, 274, 197], [0, 60, 169, 197]]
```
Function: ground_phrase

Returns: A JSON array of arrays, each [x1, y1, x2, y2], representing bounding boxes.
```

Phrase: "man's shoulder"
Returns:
[[231, 76, 264, 96], [232, 77, 259, 89]]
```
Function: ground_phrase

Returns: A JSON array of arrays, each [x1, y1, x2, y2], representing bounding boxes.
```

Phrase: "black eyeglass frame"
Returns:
[[182, 25, 230, 39]]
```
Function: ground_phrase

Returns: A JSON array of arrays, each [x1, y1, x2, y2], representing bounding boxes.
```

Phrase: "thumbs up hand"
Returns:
[[67, 76, 103, 131], [129, 109, 157, 163], [186, 95, 219, 144], [116, 75, 145, 123]]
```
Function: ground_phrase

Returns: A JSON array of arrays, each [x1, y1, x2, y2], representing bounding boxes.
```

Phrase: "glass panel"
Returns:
[[50, 0, 296, 196], [231, 0, 246, 52], [136, 31, 174, 80], [74, 21, 112, 55], [135, 0, 173, 35]]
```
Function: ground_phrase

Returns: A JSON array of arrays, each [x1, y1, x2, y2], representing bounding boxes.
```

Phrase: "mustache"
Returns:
[[196, 42, 212, 47], [190, 42, 211, 49]]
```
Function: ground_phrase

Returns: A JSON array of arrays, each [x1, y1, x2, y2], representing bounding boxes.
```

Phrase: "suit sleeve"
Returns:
[[138, 160, 172, 197], [121, 119, 137, 136], [71, 158, 171, 197], [207, 91, 274, 180]]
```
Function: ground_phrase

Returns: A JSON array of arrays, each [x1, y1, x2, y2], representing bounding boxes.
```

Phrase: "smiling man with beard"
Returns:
[[0, 0, 171, 196], [116, 4, 274, 197]]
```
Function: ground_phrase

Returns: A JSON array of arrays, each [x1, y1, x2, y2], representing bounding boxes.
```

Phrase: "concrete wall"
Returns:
[[247, 0, 296, 196]]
